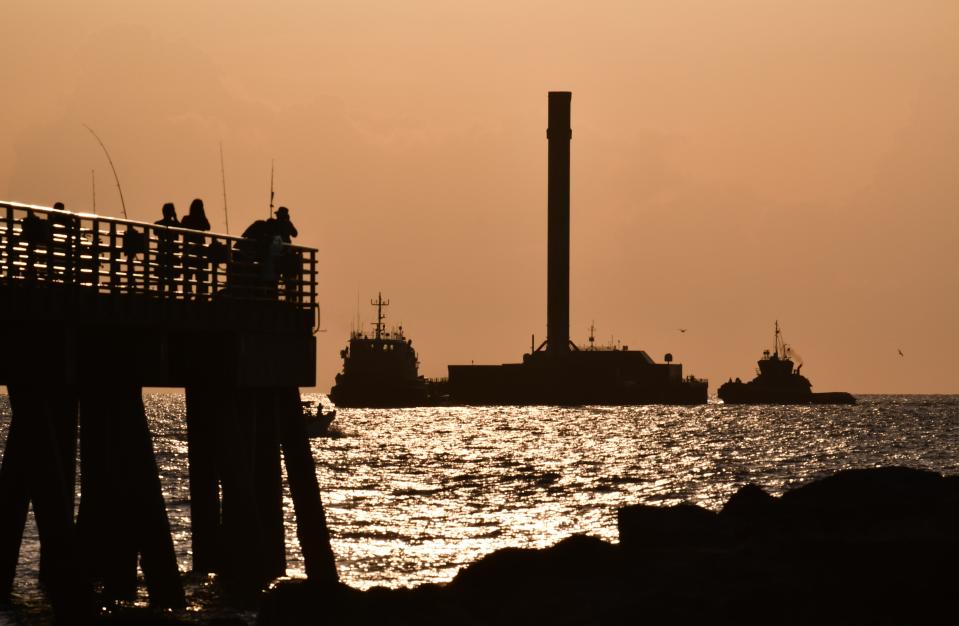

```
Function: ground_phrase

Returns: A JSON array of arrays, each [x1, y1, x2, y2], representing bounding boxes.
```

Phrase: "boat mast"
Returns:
[[371, 292, 389, 341], [774, 320, 786, 359]]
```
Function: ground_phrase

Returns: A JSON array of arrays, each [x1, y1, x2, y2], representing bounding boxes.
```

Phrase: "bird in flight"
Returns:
[[897, 348, 904, 357], [678, 328, 687, 333]]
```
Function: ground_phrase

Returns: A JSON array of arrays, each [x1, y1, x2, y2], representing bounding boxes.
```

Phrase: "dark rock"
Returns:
[[450, 533, 620, 595], [256, 467, 959, 626], [779, 466, 959, 540], [617, 503, 721, 549], [720, 483, 779, 540], [447, 535, 624, 625], [450, 535, 618, 591], [721, 483, 777, 520]]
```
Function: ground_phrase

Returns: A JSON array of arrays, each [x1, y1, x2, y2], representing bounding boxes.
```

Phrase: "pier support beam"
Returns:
[[77, 389, 130, 594], [1, 385, 92, 620], [80, 389, 137, 601], [0, 395, 31, 599], [277, 387, 338, 585], [76, 386, 185, 608], [216, 388, 268, 601], [40, 389, 78, 588], [124, 389, 185, 608], [256, 390, 286, 579], [185, 387, 221, 574]]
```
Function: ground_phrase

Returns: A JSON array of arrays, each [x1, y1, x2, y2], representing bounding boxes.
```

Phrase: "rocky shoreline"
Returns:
[[258, 466, 959, 625]]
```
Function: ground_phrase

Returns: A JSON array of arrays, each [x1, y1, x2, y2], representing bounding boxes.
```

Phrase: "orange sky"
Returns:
[[2, 1, 957, 393]]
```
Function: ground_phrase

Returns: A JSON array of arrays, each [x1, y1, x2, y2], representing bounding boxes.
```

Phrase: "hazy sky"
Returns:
[[2, 1, 956, 392]]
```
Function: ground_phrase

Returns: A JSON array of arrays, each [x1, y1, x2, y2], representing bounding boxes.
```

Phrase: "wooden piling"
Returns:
[[39, 388, 78, 587], [76, 390, 113, 582], [78, 386, 185, 608], [216, 388, 268, 600], [123, 388, 185, 609], [0, 399, 31, 599], [255, 390, 286, 579], [4, 385, 93, 620], [185, 387, 221, 574], [98, 388, 140, 602], [277, 387, 338, 585]]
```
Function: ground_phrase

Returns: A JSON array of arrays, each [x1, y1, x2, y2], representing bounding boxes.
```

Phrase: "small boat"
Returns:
[[302, 401, 336, 437]]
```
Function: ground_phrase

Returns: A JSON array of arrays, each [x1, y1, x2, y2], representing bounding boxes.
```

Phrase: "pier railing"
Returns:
[[0, 201, 317, 311]]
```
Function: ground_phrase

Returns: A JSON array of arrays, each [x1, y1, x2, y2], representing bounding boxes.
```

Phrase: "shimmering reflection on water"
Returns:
[[308, 395, 959, 588], [1, 395, 958, 612]]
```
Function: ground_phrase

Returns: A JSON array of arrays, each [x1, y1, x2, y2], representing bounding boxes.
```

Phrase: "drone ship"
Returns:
[[446, 92, 707, 405], [717, 321, 855, 405]]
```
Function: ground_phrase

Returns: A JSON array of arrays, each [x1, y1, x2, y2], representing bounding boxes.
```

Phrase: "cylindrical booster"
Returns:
[[546, 91, 571, 355]]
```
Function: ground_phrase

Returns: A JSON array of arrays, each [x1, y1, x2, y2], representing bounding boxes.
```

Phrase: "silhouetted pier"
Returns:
[[0, 201, 336, 618]]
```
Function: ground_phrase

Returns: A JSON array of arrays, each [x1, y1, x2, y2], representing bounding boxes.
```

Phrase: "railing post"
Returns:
[[45, 218, 54, 282], [109, 222, 118, 294], [90, 218, 101, 289], [65, 217, 75, 286], [143, 227, 152, 297], [211, 237, 219, 298], [124, 228, 135, 294], [3, 206, 12, 280], [309, 250, 316, 311]]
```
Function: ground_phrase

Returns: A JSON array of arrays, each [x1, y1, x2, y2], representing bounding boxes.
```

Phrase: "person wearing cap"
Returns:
[[271, 206, 298, 243], [270, 206, 299, 300]]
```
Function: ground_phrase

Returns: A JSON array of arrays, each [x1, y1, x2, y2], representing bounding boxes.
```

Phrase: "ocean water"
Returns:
[[1, 394, 958, 622]]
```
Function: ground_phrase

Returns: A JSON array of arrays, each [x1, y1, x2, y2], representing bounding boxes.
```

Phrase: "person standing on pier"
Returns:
[[19, 209, 47, 280], [270, 206, 299, 300], [47, 201, 78, 281], [154, 202, 180, 296], [181, 198, 211, 298]]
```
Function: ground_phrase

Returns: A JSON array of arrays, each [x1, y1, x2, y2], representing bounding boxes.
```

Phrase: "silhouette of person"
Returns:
[[270, 206, 298, 243], [48, 201, 72, 228], [19, 209, 48, 280], [231, 218, 275, 298], [154, 202, 180, 295], [269, 206, 299, 300], [47, 201, 79, 281], [180, 198, 211, 298]]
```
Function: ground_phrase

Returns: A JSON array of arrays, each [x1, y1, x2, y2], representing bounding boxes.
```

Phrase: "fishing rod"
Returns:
[[268, 159, 275, 219], [83, 124, 127, 219], [219, 142, 230, 235]]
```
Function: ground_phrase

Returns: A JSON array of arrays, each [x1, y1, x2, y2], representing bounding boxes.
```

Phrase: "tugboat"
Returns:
[[329, 293, 429, 408], [718, 322, 855, 405]]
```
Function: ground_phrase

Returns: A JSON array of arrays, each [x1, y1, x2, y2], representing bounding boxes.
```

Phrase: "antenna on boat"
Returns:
[[268, 159, 275, 219], [83, 124, 128, 219], [355, 289, 361, 337], [91, 169, 96, 214], [774, 320, 789, 359], [371, 292, 389, 341], [588, 321, 596, 350], [219, 142, 230, 235]]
